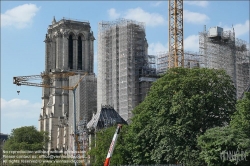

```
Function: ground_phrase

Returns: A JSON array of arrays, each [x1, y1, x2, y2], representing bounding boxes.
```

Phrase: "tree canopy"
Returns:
[[198, 92, 250, 166], [127, 67, 236, 165], [198, 126, 250, 166], [88, 68, 238, 165], [3, 126, 48, 151], [230, 92, 250, 137]]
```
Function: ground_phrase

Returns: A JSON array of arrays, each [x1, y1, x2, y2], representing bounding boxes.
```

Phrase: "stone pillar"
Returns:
[[63, 33, 68, 70], [60, 74, 68, 151], [56, 34, 61, 69], [90, 38, 93, 73], [43, 115, 49, 150], [52, 80, 61, 117], [61, 74, 69, 116], [58, 33, 63, 69], [57, 127, 60, 149], [49, 74, 62, 150], [45, 35, 54, 72], [52, 39, 56, 70], [63, 126, 68, 150], [42, 37, 50, 133], [38, 114, 43, 131], [45, 40, 49, 72], [57, 127, 64, 149], [49, 116, 58, 150], [48, 42, 53, 72]]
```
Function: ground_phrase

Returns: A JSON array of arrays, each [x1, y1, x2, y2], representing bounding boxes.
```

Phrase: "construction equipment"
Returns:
[[13, 71, 87, 166], [104, 124, 122, 166], [168, 0, 184, 68], [13, 71, 77, 89]]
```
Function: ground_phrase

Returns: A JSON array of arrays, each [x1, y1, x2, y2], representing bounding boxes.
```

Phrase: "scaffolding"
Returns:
[[157, 51, 201, 75], [68, 74, 97, 155], [235, 38, 250, 98], [199, 26, 250, 98], [199, 27, 236, 80], [68, 74, 97, 125], [97, 19, 157, 121], [157, 26, 249, 99]]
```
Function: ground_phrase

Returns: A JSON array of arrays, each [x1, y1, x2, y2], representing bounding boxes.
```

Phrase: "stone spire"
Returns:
[[52, 16, 56, 25]]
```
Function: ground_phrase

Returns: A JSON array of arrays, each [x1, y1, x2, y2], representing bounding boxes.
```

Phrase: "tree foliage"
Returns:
[[198, 126, 250, 166], [3, 126, 48, 151], [231, 92, 250, 137], [127, 67, 236, 165], [198, 92, 250, 166]]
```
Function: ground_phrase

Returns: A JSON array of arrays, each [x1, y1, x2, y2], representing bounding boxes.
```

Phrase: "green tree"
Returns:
[[88, 125, 129, 166], [3, 126, 48, 151], [198, 92, 250, 166], [231, 92, 250, 137], [127, 68, 236, 165], [198, 126, 250, 166]]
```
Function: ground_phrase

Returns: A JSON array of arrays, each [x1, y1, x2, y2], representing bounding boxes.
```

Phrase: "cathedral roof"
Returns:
[[87, 105, 127, 130]]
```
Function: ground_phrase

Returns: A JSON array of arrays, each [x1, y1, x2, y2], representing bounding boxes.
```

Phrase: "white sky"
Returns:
[[1, 1, 249, 134]]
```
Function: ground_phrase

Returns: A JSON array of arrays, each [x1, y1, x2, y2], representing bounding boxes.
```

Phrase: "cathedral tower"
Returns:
[[39, 17, 95, 150]]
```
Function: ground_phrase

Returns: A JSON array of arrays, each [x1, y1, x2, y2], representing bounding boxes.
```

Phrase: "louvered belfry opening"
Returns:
[[78, 36, 82, 70], [68, 34, 73, 69]]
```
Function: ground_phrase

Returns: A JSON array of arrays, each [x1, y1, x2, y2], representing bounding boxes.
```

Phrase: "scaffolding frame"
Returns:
[[97, 19, 157, 121], [157, 27, 249, 99], [157, 51, 201, 75], [68, 74, 96, 157], [199, 27, 250, 99]]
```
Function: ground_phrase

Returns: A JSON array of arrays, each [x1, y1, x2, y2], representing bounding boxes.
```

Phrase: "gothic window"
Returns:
[[78, 36, 82, 70], [68, 35, 73, 69]]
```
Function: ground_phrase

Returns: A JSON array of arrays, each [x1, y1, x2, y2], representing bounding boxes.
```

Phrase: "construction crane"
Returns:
[[13, 71, 78, 90], [104, 124, 122, 166], [168, 0, 184, 68], [13, 71, 87, 166]]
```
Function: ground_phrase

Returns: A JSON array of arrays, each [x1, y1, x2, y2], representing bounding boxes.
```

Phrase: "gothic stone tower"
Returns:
[[39, 17, 95, 150]]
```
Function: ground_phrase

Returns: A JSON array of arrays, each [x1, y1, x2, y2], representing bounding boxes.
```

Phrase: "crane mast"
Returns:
[[169, 0, 184, 68]]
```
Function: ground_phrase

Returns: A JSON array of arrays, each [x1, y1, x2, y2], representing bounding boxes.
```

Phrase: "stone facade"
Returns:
[[44, 17, 94, 73], [39, 17, 95, 151]]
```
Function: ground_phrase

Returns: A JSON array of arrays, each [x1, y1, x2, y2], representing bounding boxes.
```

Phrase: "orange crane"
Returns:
[[168, 0, 184, 68], [13, 71, 87, 166]]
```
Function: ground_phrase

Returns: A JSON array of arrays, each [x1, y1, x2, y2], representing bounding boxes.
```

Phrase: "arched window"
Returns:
[[78, 36, 82, 70], [68, 35, 73, 69]]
